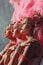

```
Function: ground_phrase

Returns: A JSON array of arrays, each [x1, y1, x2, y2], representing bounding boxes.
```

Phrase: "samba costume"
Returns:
[[0, 0, 43, 65]]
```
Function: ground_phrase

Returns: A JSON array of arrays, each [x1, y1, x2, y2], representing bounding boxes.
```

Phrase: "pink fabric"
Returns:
[[9, 0, 43, 23]]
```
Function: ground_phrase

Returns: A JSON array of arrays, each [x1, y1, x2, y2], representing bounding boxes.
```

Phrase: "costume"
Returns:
[[9, 0, 43, 23], [0, 0, 43, 65]]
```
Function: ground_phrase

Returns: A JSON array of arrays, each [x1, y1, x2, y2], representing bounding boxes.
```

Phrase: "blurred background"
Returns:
[[0, 0, 43, 65], [0, 0, 13, 51]]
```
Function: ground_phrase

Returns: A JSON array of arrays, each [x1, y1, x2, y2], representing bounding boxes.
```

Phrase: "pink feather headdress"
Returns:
[[9, 0, 43, 23]]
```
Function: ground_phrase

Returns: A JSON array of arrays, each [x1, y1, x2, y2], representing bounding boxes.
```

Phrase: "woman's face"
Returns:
[[4, 24, 13, 39], [20, 19, 31, 36]]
